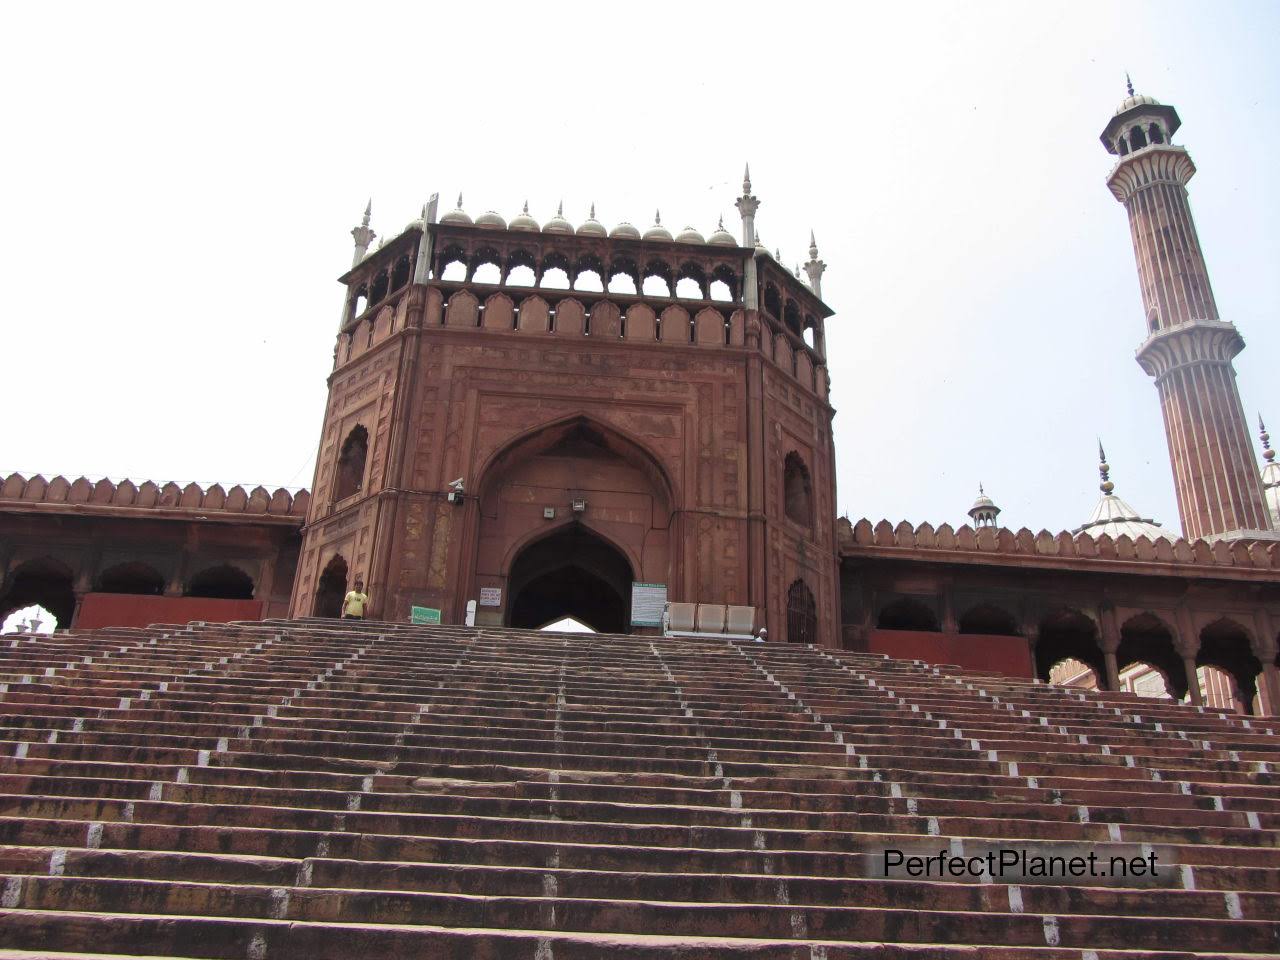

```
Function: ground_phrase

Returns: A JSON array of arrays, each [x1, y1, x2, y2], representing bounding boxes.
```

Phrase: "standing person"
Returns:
[[343, 577, 369, 620]]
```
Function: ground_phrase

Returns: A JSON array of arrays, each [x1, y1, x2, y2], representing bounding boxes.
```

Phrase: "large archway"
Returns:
[[507, 524, 633, 633], [473, 415, 674, 626]]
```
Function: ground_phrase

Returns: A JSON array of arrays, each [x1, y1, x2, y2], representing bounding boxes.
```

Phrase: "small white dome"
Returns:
[[610, 221, 641, 240], [1114, 92, 1160, 116], [577, 204, 606, 237], [543, 202, 573, 234], [475, 210, 507, 230], [441, 194, 472, 225], [643, 211, 672, 242], [509, 202, 539, 232], [708, 222, 737, 246], [676, 225, 706, 244], [405, 218, 425, 232]]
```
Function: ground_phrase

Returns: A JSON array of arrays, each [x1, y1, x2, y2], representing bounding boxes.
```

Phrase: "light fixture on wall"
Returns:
[[571, 498, 587, 513]]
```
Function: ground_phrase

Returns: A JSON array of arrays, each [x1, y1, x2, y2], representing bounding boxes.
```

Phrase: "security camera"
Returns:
[[448, 478, 465, 491], [446, 477, 466, 505]]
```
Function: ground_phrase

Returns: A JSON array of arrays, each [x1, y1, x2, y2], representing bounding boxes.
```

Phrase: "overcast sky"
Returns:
[[3, 1, 1277, 538]]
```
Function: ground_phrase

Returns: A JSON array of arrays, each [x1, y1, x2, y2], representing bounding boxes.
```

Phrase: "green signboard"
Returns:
[[410, 606, 442, 625]]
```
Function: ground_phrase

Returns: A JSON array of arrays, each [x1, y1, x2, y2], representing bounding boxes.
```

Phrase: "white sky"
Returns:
[[3, 2, 1276, 537]]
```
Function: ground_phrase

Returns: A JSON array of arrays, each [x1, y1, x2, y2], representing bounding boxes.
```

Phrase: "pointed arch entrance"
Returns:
[[471, 415, 674, 628], [507, 524, 633, 633]]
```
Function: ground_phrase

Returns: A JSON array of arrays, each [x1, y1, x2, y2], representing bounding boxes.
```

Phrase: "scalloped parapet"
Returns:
[[837, 517, 1280, 574], [0, 473, 309, 520]]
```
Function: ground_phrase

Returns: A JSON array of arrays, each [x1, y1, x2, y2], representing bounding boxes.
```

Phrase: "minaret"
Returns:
[[350, 200, 375, 268], [803, 231, 826, 299], [967, 484, 1001, 528], [1101, 82, 1275, 541]]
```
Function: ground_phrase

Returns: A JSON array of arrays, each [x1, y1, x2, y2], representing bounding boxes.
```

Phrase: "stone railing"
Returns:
[[837, 517, 1280, 573], [0, 474, 309, 519]]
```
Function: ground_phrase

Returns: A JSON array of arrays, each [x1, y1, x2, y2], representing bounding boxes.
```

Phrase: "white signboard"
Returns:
[[630, 582, 667, 627], [479, 587, 502, 607]]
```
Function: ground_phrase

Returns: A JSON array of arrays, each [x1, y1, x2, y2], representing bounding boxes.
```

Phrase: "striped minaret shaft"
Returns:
[[1102, 89, 1272, 541]]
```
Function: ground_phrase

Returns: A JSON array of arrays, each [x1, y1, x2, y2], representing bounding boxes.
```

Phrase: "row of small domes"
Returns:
[[440, 195, 739, 246]]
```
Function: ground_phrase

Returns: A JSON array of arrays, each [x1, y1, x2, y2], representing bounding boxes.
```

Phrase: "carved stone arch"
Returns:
[[572, 252, 606, 288], [475, 413, 678, 510], [540, 250, 573, 285], [710, 263, 739, 301], [762, 283, 782, 319], [607, 256, 640, 291], [782, 452, 813, 529], [1036, 606, 1103, 683], [642, 258, 673, 286], [783, 299, 802, 336], [1198, 616, 1262, 712], [676, 261, 708, 299], [436, 243, 467, 278], [1117, 611, 1185, 700], [469, 244, 503, 276]]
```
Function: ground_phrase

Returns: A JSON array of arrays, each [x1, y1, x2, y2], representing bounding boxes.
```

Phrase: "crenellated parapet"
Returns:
[[0, 473, 308, 523], [837, 516, 1280, 577]]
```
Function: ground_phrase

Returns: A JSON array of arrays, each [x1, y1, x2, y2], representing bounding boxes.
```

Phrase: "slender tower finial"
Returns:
[[350, 199, 376, 268], [589, 202, 596, 219], [1097, 441, 1114, 494], [1261, 415, 1276, 464], [804, 229, 827, 300], [735, 162, 760, 249], [1125, 72, 1134, 97]]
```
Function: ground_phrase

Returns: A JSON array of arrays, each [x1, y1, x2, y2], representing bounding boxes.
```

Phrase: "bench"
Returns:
[[663, 602, 760, 641]]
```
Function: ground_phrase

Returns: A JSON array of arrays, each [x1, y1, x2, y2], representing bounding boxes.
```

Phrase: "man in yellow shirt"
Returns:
[[342, 578, 369, 620]]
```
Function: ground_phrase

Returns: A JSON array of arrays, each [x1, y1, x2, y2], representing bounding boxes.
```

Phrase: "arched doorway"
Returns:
[[186, 564, 255, 599], [313, 555, 348, 618], [507, 524, 633, 633], [1, 558, 75, 630]]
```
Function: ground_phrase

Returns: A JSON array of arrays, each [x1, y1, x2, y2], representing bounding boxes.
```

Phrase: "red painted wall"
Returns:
[[75, 593, 263, 630], [866, 629, 1034, 679]]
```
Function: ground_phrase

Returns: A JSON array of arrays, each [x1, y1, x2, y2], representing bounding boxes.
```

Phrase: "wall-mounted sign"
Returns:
[[479, 587, 502, 607], [410, 606, 441, 625], [630, 582, 667, 627]]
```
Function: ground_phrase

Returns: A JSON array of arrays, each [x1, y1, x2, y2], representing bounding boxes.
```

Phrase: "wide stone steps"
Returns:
[[0, 620, 1275, 957]]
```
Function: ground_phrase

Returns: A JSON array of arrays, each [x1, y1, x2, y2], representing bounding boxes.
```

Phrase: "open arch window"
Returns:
[[334, 425, 369, 502], [786, 579, 817, 644], [783, 452, 813, 528], [186, 564, 254, 600]]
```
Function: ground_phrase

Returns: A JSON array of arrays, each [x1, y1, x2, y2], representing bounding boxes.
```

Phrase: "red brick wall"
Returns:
[[75, 594, 263, 629], [866, 629, 1035, 679]]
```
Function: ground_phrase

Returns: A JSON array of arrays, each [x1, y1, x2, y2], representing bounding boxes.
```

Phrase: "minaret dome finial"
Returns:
[[1125, 72, 1134, 97]]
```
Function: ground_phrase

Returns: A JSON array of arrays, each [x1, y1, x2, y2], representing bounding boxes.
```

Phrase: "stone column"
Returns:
[[1098, 603, 1121, 692]]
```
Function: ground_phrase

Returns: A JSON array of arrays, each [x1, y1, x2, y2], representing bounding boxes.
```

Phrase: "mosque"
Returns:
[[2, 84, 1279, 715]]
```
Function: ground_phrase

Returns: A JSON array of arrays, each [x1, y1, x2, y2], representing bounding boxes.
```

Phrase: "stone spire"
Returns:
[[1260, 416, 1280, 527], [735, 162, 760, 248], [350, 199, 375, 268], [1074, 442, 1173, 541], [803, 230, 827, 299], [1101, 89, 1277, 541], [967, 483, 1001, 528]]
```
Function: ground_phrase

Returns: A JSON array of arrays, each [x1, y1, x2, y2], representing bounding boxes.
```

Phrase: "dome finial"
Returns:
[[1261, 414, 1276, 464], [589, 202, 596, 219], [1125, 72, 1135, 98], [522, 200, 529, 214], [654, 209, 661, 225], [557, 200, 563, 216], [809, 230, 819, 260], [743, 163, 752, 194], [1098, 439, 1114, 494], [456, 193, 464, 209], [362, 199, 372, 226]]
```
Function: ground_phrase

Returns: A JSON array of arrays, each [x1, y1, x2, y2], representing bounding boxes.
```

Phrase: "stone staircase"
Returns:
[[0, 618, 1275, 958]]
